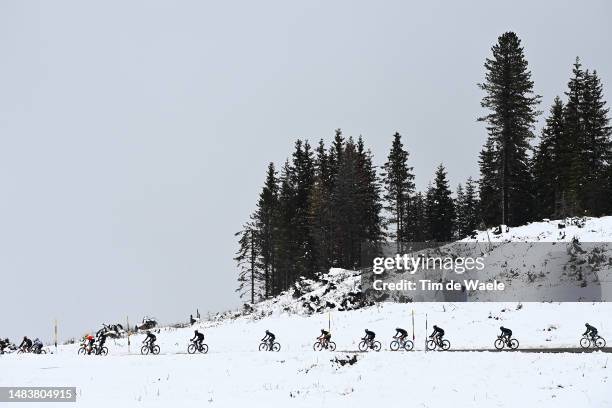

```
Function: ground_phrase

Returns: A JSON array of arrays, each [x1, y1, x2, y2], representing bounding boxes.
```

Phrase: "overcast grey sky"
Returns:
[[1, 0, 610, 342]]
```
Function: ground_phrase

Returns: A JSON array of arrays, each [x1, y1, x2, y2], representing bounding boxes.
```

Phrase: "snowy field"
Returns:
[[1, 350, 610, 407], [1, 302, 610, 407]]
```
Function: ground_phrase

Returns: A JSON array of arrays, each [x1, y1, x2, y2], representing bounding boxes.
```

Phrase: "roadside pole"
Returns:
[[411, 310, 415, 342], [127, 316, 131, 354], [425, 313, 428, 352], [54, 319, 58, 351]]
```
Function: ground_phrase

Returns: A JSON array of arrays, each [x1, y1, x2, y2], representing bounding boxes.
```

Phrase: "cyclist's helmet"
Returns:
[[194, 330, 199, 335], [321, 329, 325, 333], [500, 326, 504, 330], [433, 325, 438, 329], [265, 329, 270, 334], [585, 323, 589, 327]]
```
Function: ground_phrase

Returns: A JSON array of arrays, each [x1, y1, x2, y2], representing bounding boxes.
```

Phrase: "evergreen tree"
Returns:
[[234, 221, 263, 303], [252, 163, 279, 298], [381, 132, 415, 247], [463, 177, 480, 233], [478, 138, 500, 225], [478, 32, 541, 226], [427, 164, 456, 241], [410, 192, 428, 241], [423, 183, 435, 241], [274, 160, 297, 294], [561, 59, 611, 216], [581, 70, 611, 215], [290, 140, 316, 278], [456, 178, 480, 237], [562, 58, 586, 214], [532, 97, 565, 218], [309, 140, 333, 272], [356, 136, 384, 245], [455, 184, 467, 237], [329, 138, 364, 268]]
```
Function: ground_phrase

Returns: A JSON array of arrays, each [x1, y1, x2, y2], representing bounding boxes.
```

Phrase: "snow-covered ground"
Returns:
[[2, 349, 609, 407], [2, 216, 611, 407], [1, 302, 610, 407]]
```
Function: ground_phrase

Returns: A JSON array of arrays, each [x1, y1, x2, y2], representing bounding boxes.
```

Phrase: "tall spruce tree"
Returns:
[[478, 32, 541, 226], [252, 162, 279, 298], [532, 97, 565, 218], [455, 184, 466, 237], [274, 160, 297, 294], [561, 59, 611, 216], [290, 140, 316, 278], [581, 70, 611, 215], [410, 192, 428, 241], [356, 136, 384, 245], [329, 138, 362, 268], [463, 177, 480, 233], [309, 139, 333, 272], [478, 138, 500, 225], [427, 164, 456, 241], [455, 178, 480, 237], [234, 221, 262, 303], [381, 132, 415, 247], [562, 58, 586, 214]]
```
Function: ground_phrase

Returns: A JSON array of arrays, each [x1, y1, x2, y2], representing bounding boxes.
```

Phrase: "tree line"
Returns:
[[235, 31, 611, 303]]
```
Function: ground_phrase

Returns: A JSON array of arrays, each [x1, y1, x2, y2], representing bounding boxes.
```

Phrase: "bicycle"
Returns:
[[18, 346, 46, 355], [259, 341, 281, 352], [358, 338, 382, 352], [78, 342, 95, 355], [313, 338, 337, 351], [390, 337, 414, 351], [93, 344, 109, 356], [426, 336, 451, 351], [580, 335, 606, 349], [187, 341, 209, 354], [141, 342, 161, 355], [494, 335, 519, 350]]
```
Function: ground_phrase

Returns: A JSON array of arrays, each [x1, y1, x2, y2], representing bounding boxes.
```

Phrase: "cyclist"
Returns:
[[317, 329, 332, 348], [191, 330, 205, 350], [0, 338, 9, 353], [19, 336, 32, 352], [499, 326, 512, 343], [583, 323, 598, 340], [32, 338, 43, 354], [96, 332, 108, 353], [429, 325, 445, 345], [394, 327, 408, 343], [85, 334, 95, 354], [143, 330, 157, 351], [261, 330, 276, 351], [363, 329, 376, 345]]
